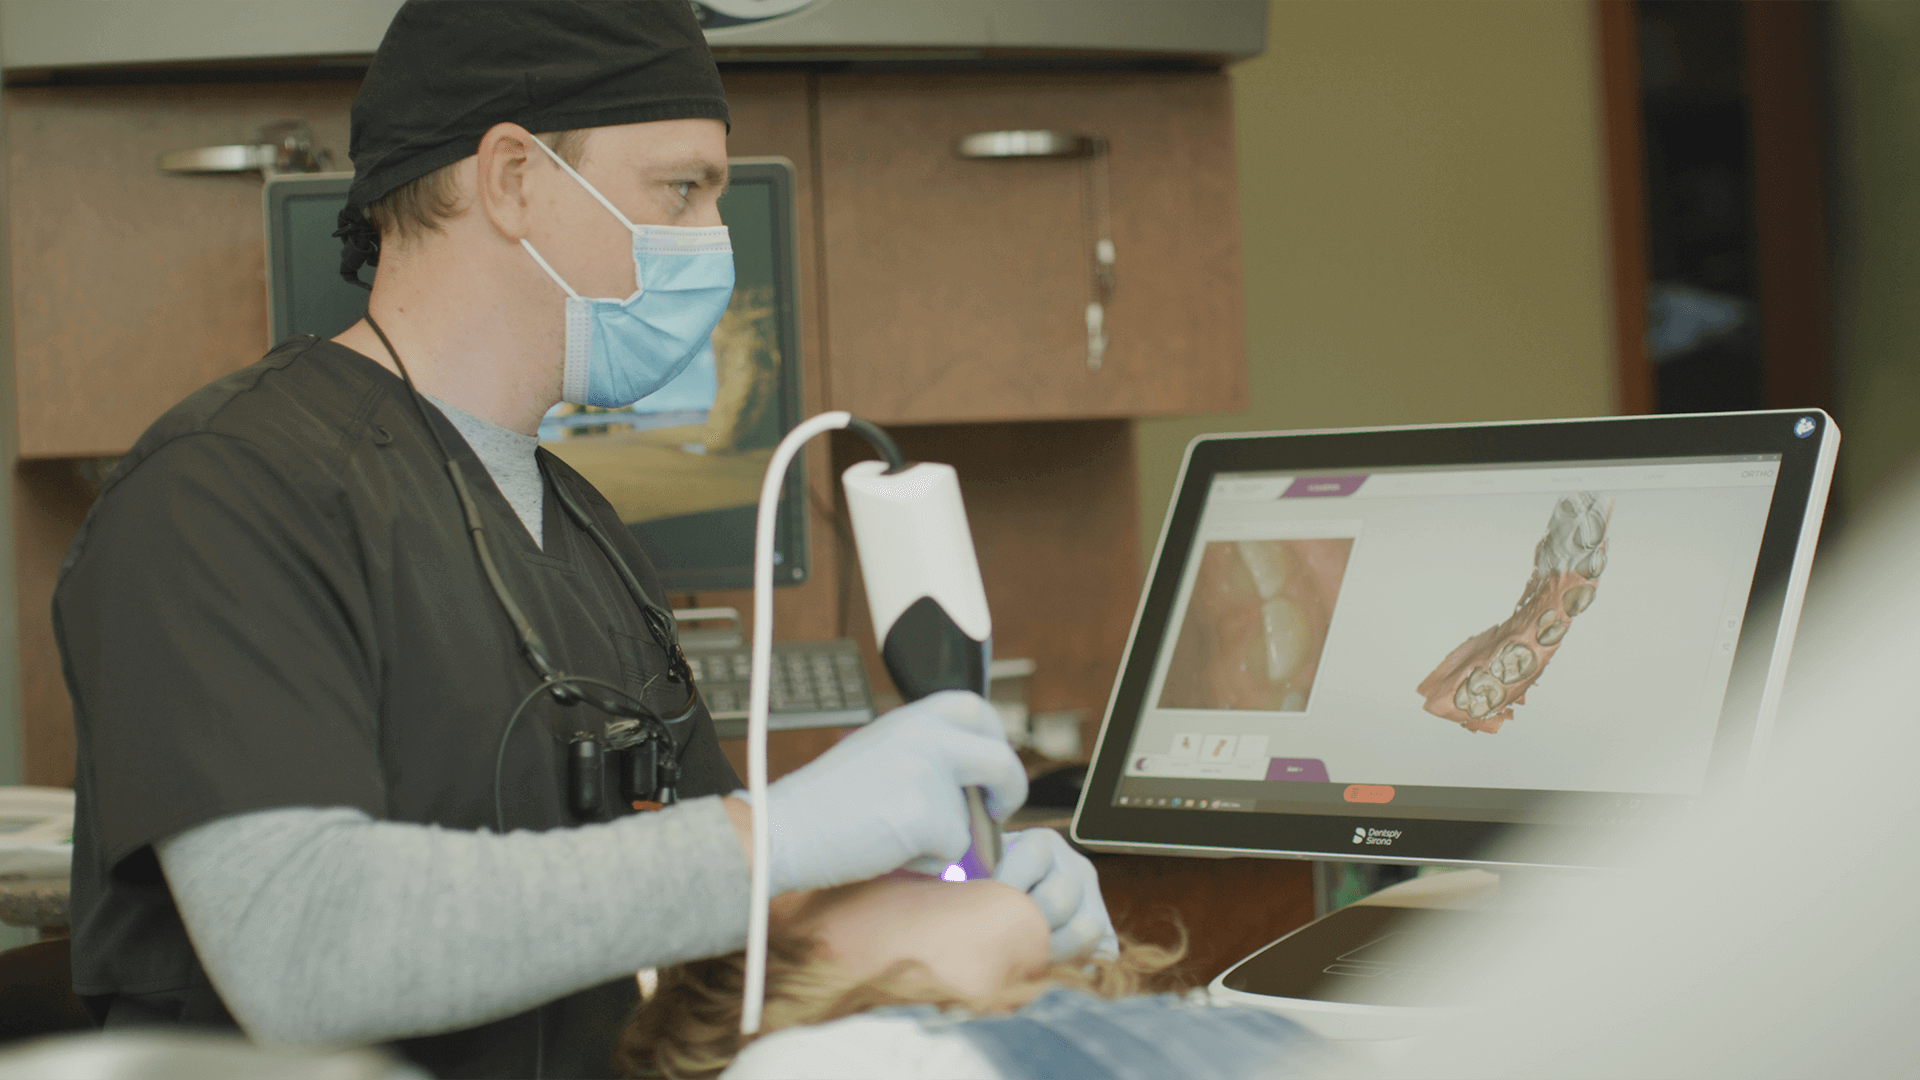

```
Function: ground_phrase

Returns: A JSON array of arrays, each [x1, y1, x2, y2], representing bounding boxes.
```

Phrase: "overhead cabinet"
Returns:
[[814, 71, 1247, 424], [7, 71, 1246, 456], [4, 67, 1246, 788], [7, 82, 356, 459]]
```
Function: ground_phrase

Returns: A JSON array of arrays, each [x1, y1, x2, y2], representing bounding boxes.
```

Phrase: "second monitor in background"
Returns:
[[538, 158, 807, 594], [262, 157, 809, 595]]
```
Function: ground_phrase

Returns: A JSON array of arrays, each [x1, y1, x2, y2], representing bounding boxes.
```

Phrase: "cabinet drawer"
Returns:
[[816, 72, 1246, 424]]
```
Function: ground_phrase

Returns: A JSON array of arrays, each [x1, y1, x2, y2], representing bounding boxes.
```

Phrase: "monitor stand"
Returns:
[[1207, 869, 1508, 1041]]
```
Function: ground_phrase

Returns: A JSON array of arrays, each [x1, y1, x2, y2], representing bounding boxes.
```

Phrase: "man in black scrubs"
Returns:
[[52, 4, 1112, 1077]]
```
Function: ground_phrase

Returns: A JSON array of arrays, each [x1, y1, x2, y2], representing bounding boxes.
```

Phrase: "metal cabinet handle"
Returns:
[[956, 130, 1114, 372], [955, 129, 1099, 160], [672, 606, 745, 650], [158, 120, 333, 178]]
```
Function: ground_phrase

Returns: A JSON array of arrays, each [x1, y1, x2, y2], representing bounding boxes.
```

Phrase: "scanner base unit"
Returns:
[[1208, 871, 1503, 1041]]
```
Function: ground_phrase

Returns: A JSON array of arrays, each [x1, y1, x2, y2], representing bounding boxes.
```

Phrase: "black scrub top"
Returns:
[[54, 337, 741, 1079]]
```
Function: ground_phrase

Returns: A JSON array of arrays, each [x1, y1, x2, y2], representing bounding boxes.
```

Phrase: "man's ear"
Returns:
[[474, 122, 541, 241]]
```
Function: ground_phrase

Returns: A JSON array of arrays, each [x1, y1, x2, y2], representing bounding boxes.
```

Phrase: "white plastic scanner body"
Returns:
[[841, 460, 992, 644]]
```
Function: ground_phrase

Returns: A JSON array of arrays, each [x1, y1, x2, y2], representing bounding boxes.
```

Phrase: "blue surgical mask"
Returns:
[[521, 137, 735, 409]]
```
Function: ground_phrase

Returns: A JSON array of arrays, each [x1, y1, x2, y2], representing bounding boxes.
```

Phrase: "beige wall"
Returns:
[[1828, 1, 1920, 515], [1134, 0, 1617, 563]]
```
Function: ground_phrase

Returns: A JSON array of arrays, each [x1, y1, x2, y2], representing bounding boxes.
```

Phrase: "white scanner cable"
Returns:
[[741, 410, 854, 1035]]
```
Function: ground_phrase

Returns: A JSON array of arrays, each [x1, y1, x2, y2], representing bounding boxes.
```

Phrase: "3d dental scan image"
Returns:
[[1417, 493, 1613, 732], [1158, 539, 1354, 712], [1116, 441, 1784, 802]]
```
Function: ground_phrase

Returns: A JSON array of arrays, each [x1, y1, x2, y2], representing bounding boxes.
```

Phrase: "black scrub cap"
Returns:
[[337, 0, 729, 286]]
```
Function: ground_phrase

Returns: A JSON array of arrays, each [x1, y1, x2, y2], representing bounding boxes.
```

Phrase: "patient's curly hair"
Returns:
[[616, 893, 1185, 1079]]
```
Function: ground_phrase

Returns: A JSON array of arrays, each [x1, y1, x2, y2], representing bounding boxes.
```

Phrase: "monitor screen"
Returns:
[[263, 171, 369, 343], [1074, 411, 1838, 868], [263, 158, 808, 594]]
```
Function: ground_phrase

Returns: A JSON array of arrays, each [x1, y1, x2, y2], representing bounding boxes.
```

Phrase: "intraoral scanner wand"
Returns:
[[741, 412, 998, 1035], [840, 456, 999, 877]]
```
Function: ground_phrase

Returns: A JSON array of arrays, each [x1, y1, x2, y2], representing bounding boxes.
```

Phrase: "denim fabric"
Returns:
[[885, 988, 1317, 1080]]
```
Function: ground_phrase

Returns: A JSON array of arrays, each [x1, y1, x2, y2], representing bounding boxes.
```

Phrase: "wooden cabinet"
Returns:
[[6, 70, 1248, 454], [4, 72, 861, 787], [6, 82, 356, 459], [7, 82, 357, 784], [1096, 853, 1314, 986], [815, 72, 1247, 424], [5, 68, 1241, 787]]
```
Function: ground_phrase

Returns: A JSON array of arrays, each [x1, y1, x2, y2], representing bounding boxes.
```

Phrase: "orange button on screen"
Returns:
[[1343, 784, 1395, 804]]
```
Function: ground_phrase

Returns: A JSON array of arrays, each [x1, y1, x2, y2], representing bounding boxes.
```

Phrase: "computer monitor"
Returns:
[[263, 158, 808, 593], [1072, 410, 1839, 870], [263, 171, 369, 344]]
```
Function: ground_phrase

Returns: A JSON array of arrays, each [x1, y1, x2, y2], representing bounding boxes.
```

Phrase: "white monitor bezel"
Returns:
[[1071, 410, 1839, 870]]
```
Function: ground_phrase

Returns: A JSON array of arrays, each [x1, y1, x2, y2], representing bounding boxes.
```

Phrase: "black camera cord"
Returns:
[[362, 315, 695, 834]]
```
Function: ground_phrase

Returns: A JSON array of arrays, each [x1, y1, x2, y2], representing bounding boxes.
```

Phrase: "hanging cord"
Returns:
[[363, 315, 691, 837], [1081, 136, 1114, 371], [740, 411, 902, 1036], [365, 315, 568, 686], [364, 313, 701, 1080]]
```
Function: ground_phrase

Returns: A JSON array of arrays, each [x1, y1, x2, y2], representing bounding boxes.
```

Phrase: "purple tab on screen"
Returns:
[[1281, 475, 1366, 498], [1266, 758, 1330, 783]]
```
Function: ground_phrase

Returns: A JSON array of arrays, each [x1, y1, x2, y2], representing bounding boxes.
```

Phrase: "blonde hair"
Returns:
[[617, 903, 1186, 1079], [365, 128, 591, 242]]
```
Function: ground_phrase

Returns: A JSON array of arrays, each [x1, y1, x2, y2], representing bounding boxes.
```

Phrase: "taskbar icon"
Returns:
[[1118, 795, 1232, 810]]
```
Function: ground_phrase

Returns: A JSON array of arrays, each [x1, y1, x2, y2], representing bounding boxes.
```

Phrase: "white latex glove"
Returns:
[[765, 690, 1027, 894], [994, 826, 1119, 961]]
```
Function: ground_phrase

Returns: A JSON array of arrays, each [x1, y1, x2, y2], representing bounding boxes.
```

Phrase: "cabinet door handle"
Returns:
[[954, 129, 1098, 159], [955, 130, 1114, 372], [158, 120, 333, 178]]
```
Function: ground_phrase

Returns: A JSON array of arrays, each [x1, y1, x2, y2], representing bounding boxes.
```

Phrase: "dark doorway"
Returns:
[[1638, 1, 1764, 413], [1600, 1, 1834, 420]]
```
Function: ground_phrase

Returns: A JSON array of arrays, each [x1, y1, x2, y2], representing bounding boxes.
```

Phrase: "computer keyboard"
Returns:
[[674, 610, 875, 739]]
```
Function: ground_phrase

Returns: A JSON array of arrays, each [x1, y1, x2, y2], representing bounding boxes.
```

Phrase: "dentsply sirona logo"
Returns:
[[1794, 416, 1816, 438], [1352, 827, 1366, 844]]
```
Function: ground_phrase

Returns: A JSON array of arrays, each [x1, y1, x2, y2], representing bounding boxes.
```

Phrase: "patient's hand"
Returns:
[[791, 875, 1050, 1001]]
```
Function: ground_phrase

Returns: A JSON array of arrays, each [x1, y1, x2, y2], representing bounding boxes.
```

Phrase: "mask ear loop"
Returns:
[[521, 135, 645, 308], [520, 132, 730, 306], [528, 133, 640, 231], [519, 238, 583, 300]]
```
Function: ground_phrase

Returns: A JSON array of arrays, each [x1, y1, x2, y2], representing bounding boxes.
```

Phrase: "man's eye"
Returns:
[[673, 182, 694, 200]]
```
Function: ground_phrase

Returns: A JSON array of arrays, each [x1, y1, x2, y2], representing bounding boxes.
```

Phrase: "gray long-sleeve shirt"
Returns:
[[152, 397, 748, 1047], [427, 395, 545, 547], [155, 801, 747, 1046]]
